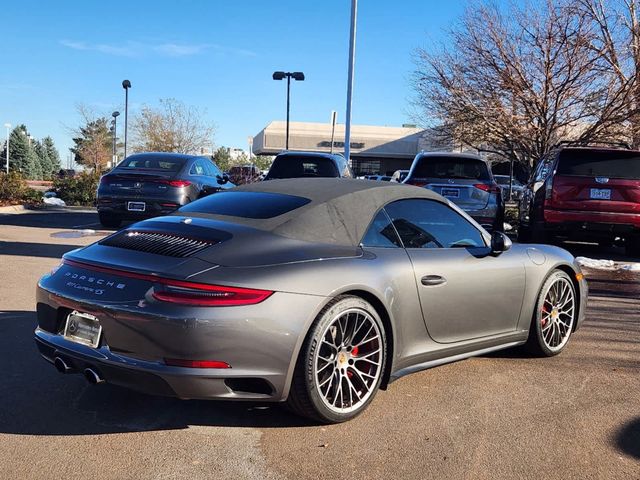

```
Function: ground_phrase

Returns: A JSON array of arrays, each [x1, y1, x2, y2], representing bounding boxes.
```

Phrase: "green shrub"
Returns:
[[53, 171, 100, 206], [0, 172, 28, 202], [22, 188, 43, 204]]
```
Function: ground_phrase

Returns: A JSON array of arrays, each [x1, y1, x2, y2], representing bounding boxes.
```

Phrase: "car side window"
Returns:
[[206, 159, 222, 177], [190, 160, 206, 176], [361, 209, 402, 248], [383, 199, 485, 249]]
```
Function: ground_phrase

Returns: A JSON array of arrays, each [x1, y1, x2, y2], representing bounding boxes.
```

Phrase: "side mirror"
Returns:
[[217, 174, 229, 185], [491, 231, 512, 254]]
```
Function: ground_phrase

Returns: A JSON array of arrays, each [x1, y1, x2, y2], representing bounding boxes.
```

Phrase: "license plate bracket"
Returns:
[[441, 188, 460, 198], [127, 201, 146, 212], [63, 311, 102, 348], [590, 188, 611, 200]]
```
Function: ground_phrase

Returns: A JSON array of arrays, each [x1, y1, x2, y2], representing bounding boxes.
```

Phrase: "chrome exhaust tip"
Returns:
[[54, 357, 71, 374], [83, 368, 105, 385]]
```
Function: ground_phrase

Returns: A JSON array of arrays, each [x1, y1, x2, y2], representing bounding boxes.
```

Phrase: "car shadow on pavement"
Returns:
[[0, 311, 314, 437], [0, 241, 81, 259], [615, 417, 640, 459], [0, 211, 101, 230]]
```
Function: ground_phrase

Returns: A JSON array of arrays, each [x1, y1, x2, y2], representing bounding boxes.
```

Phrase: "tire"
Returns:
[[98, 212, 121, 229], [625, 236, 640, 258], [517, 224, 532, 243], [525, 270, 577, 357], [530, 224, 549, 243], [286, 295, 387, 424]]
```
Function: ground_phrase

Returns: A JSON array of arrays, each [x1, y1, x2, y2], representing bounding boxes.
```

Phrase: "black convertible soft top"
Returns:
[[179, 178, 445, 247]]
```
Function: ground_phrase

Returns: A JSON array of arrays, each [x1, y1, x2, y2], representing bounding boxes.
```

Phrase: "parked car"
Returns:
[[96, 152, 233, 228], [403, 152, 505, 231], [518, 146, 640, 255], [364, 175, 392, 181], [494, 174, 524, 201], [390, 169, 409, 183], [263, 151, 352, 180], [34, 178, 586, 423]]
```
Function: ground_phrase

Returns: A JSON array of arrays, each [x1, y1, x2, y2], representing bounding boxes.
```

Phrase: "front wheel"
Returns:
[[98, 212, 121, 229], [286, 295, 386, 423], [525, 270, 577, 357]]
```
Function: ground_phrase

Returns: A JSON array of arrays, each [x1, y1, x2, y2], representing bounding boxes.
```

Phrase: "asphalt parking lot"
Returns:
[[1, 209, 638, 480]]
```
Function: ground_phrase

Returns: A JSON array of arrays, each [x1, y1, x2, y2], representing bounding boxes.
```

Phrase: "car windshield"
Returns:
[[411, 156, 490, 180], [266, 156, 339, 179], [117, 156, 186, 172], [179, 191, 311, 219], [557, 149, 640, 179]]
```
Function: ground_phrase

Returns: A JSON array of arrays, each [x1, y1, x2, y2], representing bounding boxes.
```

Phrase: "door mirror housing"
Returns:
[[490, 231, 512, 254], [217, 174, 229, 185]]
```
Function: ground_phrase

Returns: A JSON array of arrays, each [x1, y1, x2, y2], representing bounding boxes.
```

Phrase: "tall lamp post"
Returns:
[[344, 0, 358, 165], [122, 80, 131, 159], [272, 71, 304, 150], [3, 123, 10, 174], [111, 111, 120, 165]]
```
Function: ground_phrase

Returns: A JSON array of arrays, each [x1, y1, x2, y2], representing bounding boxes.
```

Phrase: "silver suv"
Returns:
[[403, 152, 505, 231]]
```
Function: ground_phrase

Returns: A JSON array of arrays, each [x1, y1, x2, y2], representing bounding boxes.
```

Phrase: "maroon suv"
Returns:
[[518, 147, 640, 256]]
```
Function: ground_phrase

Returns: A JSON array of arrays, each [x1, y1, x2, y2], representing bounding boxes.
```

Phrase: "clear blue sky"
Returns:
[[1, 0, 466, 164]]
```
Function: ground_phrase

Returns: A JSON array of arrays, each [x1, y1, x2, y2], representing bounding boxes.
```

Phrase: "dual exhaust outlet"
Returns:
[[53, 357, 104, 385]]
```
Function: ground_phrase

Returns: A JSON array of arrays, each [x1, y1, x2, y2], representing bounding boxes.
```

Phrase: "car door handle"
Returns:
[[421, 275, 446, 287]]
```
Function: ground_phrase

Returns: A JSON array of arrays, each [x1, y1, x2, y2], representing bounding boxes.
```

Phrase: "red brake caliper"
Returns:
[[541, 306, 548, 327], [347, 346, 359, 378]]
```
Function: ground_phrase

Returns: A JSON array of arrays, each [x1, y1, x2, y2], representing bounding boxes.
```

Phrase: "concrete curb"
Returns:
[[0, 204, 97, 214]]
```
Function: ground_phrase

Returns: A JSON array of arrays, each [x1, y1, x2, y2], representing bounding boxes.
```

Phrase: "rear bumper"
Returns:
[[543, 209, 640, 238], [97, 196, 187, 219], [34, 282, 326, 401]]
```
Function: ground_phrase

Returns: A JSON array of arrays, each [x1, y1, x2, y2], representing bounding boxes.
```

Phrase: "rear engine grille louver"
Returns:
[[100, 230, 216, 257]]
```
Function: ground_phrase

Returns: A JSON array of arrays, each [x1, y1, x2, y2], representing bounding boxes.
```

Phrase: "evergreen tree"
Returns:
[[42, 136, 61, 175], [213, 146, 232, 172], [3, 125, 31, 176], [27, 148, 42, 180], [34, 140, 52, 180]]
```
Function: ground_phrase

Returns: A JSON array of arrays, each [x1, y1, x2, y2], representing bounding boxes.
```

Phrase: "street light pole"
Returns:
[[122, 80, 131, 159], [272, 71, 305, 150], [344, 0, 358, 165], [111, 111, 120, 166], [3, 123, 10, 174]]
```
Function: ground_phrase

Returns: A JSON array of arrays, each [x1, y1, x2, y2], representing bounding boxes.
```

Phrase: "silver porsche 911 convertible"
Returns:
[[35, 178, 587, 423]]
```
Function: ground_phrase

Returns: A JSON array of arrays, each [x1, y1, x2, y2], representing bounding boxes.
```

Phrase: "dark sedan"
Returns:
[[263, 151, 353, 180], [97, 152, 234, 228]]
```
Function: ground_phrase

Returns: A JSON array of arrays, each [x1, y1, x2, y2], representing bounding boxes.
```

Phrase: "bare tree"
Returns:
[[579, 0, 640, 147], [412, 0, 637, 168], [132, 98, 215, 154]]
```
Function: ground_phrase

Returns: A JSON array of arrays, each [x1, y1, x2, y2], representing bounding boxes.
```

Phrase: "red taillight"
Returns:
[[474, 183, 500, 193], [406, 179, 427, 187], [164, 358, 231, 369], [62, 259, 273, 307], [152, 283, 273, 307], [158, 179, 191, 187]]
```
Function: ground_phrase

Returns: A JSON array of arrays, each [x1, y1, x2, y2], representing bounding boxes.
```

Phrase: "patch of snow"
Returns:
[[576, 256, 640, 273], [43, 197, 66, 206], [620, 263, 640, 272], [79, 229, 96, 236]]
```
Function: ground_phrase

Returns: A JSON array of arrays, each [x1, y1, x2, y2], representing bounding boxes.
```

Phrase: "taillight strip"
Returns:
[[62, 259, 274, 305]]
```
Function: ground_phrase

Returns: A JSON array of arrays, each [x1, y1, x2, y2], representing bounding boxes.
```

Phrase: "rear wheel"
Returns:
[[286, 295, 386, 423], [98, 212, 121, 229], [526, 270, 576, 357], [626, 236, 640, 258]]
